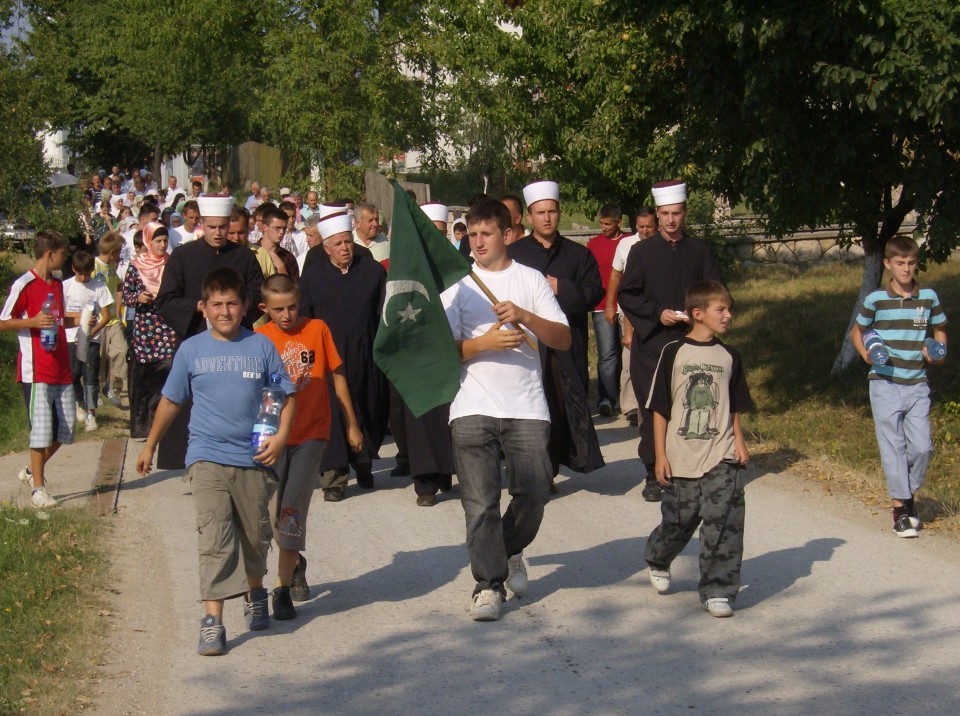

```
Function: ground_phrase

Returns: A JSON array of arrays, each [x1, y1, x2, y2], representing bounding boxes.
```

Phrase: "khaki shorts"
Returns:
[[270, 440, 326, 551], [186, 461, 276, 600]]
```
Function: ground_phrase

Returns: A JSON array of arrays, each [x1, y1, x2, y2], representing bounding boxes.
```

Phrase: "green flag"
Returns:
[[373, 182, 471, 417]]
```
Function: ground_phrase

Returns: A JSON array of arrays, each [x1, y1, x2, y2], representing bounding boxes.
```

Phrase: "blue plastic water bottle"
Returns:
[[862, 329, 889, 365], [40, 293, 59, 352], [924, 337, 947, 361], [250, 374, 284, 461]]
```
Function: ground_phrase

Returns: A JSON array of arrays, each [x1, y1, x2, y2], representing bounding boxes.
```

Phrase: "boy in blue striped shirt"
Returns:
[[851, 236, 947, 538]]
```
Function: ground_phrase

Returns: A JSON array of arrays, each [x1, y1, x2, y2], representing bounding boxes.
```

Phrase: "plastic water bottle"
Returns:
[[862, 329, 889, 365], [924, 337, 947, 361], [250, 374, 284, 460], [76, 301, 96, 362], [40, 293, 59, 352]]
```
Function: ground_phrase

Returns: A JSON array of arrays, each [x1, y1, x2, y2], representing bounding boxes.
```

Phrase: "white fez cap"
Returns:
[[651, 180, 687, 207], [522, 180, 560, 208], [318, 212, 354, 241], [280, 187, 291, 197], [196, 195, 235, 217], [317, 203, 350, 220], [420, 203, 449, 223]]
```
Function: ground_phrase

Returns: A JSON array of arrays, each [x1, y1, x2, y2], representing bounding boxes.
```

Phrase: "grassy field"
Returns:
[[726, 259, 960, 530], [0, 504, 106, 713]]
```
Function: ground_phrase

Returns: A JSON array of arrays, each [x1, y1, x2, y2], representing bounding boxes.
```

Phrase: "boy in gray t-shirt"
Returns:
[[136, 268, 295, 655]]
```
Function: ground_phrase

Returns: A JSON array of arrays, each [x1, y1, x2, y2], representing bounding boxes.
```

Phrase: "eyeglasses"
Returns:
[[267, 223, 288, 234]]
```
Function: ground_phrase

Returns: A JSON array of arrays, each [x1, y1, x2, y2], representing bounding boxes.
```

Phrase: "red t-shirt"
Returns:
[[0, 270, 72, 384], [586, 232, 628, 311], [257, 318, 343, 444]]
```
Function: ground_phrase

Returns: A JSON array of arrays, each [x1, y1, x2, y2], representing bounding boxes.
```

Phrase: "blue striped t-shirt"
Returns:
[[856, 282, 947, 385]]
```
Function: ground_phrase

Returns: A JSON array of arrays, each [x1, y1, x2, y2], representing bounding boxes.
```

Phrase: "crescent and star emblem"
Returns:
[[383, 280, 430, 326]]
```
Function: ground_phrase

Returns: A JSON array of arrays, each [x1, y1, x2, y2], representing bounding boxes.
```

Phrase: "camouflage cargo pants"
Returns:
[[644, 461, 745, 602]]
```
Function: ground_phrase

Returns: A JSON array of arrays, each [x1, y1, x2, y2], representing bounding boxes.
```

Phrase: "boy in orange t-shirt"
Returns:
[[256, 274, 363, 620]]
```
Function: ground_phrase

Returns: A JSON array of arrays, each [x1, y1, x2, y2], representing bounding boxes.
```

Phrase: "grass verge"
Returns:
[[0, 504, 106, 714], [727, 259, 960, 531]]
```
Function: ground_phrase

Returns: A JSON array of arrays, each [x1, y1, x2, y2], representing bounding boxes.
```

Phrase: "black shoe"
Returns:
[[390, 463, 410, 477], [598, 400, 614, 417], [549, 478, 559, 495], [290, 554, 309, 601], [641, 477, 663, 503], [625, 409, 638, 426], [893, 512, 919, 538], [323, 487, 344, 502], [416, 493, 438, 507], [356, 473, 374, 489], [439, 474, 453, 493], [272, 587, 297, 621]]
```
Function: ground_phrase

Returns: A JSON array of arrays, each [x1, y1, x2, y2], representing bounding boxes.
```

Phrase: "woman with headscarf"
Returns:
[[122, 221, 178, 437]]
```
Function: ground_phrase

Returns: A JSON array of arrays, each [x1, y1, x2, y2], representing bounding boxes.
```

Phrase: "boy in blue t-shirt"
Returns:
[[851, 236, 947, 538], [136, 268, 296, 655]]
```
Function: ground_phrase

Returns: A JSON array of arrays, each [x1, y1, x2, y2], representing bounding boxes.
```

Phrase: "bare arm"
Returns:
[[604, 268, 622, 326], [732, 413, 749, 465], [494, 300, 570, 351], [849, 323, 871, 364], [0, 312, 55, 332], [254, 395, 296, 466], [653, 411, 672, 485], [331, 368, 363, 453], [136, 397, 183, 474]]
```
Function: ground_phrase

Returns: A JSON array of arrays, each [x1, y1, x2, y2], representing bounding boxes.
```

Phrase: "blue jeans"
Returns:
[[592, 312, 622, 408], [450, 416, 552, 596]]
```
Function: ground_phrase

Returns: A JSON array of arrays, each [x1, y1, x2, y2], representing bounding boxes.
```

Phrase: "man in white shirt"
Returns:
[[442, 198, 571, 622], [245, 181, 262, 212], [352, 201, 390, 263]]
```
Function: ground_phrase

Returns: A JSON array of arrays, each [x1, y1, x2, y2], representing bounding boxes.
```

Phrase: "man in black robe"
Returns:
[[618, 180, 724, 501], [154, 195, 264, 469], [508, 180, 605, 487], [298, 212, 388, 501]]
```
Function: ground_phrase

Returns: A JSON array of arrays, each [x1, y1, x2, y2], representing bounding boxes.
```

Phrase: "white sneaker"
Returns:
[[649, 568, 671, 594], [908, 513, 922, 531], [469, 589, 502, 621], [30, 486, 58, 509], [17, 466, 32, 486], [703, 597, 734, 618], [506, 552, 528, 596], [84, 413, 98, 432], [76, 404, 86, 424]]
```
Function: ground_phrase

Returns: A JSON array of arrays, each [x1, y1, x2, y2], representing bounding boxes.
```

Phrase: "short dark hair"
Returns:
[[598, 203, 622, 221], [201, 267, 246, 303], [685, 280, 733, 315], [277, 200, 296, 214], [230, 206, 250, 223], [465, 198, 511, 233], [139, 202, 160, 220], [192, 180, 203, 189], [33, 230, 68, 258], [635, 206, 657, 223], [261, 204, 288, 226], [182, 200, 199, 215], [884, 235, 920, 260], [132, 230, 144, 251], [71, 249, 95, 273]]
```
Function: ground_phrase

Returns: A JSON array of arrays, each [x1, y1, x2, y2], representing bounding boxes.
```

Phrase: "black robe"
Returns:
[[301, 242, 372, 274], [299, 254, 388, 470], [508, 234, 605, 474], [153, 239, 265, 469], [618, 232, 723, 465]]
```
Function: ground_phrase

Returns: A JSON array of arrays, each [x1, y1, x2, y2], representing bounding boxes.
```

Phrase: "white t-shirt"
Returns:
[[171, 225, 198, 251], [62, 276, 114, 343], [283, 230, 308, 258], [612, 233, 643, 273], [442, 260, 568, 422]]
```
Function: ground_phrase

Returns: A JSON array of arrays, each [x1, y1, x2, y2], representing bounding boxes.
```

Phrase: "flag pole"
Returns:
[[468, 271, 538, 351]]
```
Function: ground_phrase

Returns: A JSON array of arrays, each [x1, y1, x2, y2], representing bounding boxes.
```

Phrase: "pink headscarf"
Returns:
[[132, 221, 169, 296]]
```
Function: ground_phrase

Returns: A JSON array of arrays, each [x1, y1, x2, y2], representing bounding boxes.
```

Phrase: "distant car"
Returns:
[[0, 220, 34, 253]]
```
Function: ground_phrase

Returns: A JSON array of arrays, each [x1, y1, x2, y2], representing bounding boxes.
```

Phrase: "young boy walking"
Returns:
[[256, 274, 362, 619], [644, 280, 752, 618], [136, 268, 296, 656], [851, 236, 947, 538], [441, 199, 571, 621], [62, 251, 113, 431], [93, 231, 128, 407], [1, 231, 82, 509]]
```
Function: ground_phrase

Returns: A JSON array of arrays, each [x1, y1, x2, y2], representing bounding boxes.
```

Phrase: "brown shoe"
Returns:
[[416, 493, 438, 507], [323, 487, 344, 502]]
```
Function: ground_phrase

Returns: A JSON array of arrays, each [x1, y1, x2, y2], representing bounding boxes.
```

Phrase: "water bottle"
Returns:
[[40, 293, 59, 352], [250, 373, 284, 460], [862, 329, 889, 365], [924, 337, 947, 361], [76, 301, 96, 362]]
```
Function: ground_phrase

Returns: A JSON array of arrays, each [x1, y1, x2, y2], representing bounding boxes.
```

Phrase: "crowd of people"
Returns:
[[1, 169, 947, 655]]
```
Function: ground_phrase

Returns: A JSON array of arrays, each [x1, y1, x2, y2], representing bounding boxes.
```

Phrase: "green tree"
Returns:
[[505, 1, 960, 369]]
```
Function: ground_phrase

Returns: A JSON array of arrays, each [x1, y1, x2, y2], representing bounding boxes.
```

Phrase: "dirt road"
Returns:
[[83, 418, 960, 715]]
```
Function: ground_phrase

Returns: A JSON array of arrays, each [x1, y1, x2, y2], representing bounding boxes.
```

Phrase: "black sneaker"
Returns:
[[290, 554, 309, 602], [641, 477, 663, 503], [323, 487, 344, 502], [197, 615, 226, 656], [625, 409, 639, 426], [893, 513, 918, 538], [243, 587, 271, 630], [272, 587, 297, 621], [390, 463, 410, 477], [598, 400, 614, 417]]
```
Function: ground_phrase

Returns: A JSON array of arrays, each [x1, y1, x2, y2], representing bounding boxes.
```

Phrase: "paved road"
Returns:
[[9, 417, 959, 715]]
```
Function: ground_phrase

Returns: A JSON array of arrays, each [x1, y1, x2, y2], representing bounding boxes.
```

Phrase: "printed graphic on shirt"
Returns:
[[279, 339, 315, 391], [678, 371, 720, 439]]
